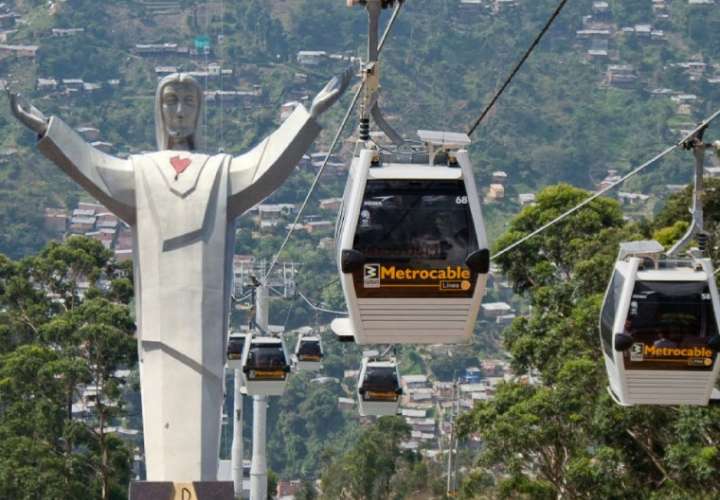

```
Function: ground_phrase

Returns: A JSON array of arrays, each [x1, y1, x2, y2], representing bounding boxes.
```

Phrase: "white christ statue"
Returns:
[[8, 69, 351, 482]]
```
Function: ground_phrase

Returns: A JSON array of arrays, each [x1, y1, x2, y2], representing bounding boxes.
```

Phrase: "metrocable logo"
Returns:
[[379, 265, 471, 281], [644, 345, 713, 358], [363, 264, 380, 288]]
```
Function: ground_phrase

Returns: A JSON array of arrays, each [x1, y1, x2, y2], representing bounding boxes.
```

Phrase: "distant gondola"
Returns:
[[227, 332, 249, 369], [333, 131, 490, 345], [241, 336, 291, 396], [357, 357, 402, 416], [600, 240, 720, 405], [293, 334, 324, 372]]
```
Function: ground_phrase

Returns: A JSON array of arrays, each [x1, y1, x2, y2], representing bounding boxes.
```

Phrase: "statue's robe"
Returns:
[[37, 106, 321, 481]]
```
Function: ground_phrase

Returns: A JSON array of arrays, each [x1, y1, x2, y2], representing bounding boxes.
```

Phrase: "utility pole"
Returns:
[[250, 283, 269, 500], [446, 379, 458, 497], [231, 367, 244, 498]]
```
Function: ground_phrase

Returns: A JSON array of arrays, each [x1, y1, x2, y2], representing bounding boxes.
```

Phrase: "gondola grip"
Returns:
[[465, 248, 490, 274], [614, 333, 634, 352], [341, 249, 366, 273]]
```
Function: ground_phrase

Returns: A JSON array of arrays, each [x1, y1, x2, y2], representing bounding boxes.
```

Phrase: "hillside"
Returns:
[[1, 0, 720, 498]]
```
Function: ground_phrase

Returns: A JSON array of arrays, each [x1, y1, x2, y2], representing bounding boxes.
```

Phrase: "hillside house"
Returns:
[[86, 229, 115, 250], [83, 82, 102, 93], [280, 101, 300, 121], [618, 192, 650, 205], [607, 65, 637, 87], [77, 126, 100, 141], [650, 30, 665, 41], [599, 169, 622, 190], [518, 193, 536, 206], [204, 88, 263, 107], [587, 39, 609, 58], [671, 93, 698, 104], [154, 65, 178, 76], [634, 24, 652, 38], [62, 78, 84, 90], [496, 313, 516, 325], [277, 480, 303, 499], [705, 166, 720, 177], [401, 374, 429, 390], [297, 50, 327, 66], [338, 397, 355, 411], [319, 197, 342, 211], [494, 0, 518, 12], [0, 43, 38, 58], [37, 78, 58, 91], [576, 28, 611, 40], [481, 302, 512, 318], [51, 27, 84, 36], [91, 141, 113, 153], [407, 417, 435, 434], [401, 408, 427, 418], [304, 220, 333, 234], [70, 215, 96, 234], [487, 183, 505, 201], [433, 381, 454, 400], [134, 43, 180, 55], [44, 208, 67, 233], [96, 212, 119, 230], [78, 201, 106, 213], [492, 171, 508, 184]]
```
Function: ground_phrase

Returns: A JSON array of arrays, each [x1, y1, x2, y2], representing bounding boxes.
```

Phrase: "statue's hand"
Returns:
[[7, 90, 48, 135], [310, 66, 354, 119]]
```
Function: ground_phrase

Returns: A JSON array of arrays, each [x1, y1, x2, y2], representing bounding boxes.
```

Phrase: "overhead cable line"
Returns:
[[492, 107, 720, 260], [466, 0, 569, 137], [297, 290, 347, 316], [263, 1, 404, 282]]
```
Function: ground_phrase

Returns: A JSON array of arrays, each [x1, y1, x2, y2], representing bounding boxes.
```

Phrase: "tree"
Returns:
[[0, 237, 136, 500], [320, 417, 411, 499], [458, 184, 720, 499]]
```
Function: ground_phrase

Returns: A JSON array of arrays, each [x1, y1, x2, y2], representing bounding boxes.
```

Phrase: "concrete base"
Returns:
[[129, 481, 234, 500]]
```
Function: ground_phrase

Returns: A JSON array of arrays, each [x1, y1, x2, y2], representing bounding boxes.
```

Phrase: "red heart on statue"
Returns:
[[170, 156, 191, 177]]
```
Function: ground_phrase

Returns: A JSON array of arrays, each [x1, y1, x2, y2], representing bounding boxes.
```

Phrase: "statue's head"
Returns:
[[154, 73, 203, 151]]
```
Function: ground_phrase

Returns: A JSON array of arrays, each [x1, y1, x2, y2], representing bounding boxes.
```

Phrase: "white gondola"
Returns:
[[293, 334, 324, 372], [600, 240, 720, 406], [356, 357, 402, 416], [241, 336, 291, 396], [226, 332, 249, 369], [333, 131, 489, 345]]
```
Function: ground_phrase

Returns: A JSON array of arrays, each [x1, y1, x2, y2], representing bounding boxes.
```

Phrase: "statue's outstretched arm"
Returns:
[[8, 92, 136, 224], [227, 68, 353, 218], [227, 104, 321, 218]]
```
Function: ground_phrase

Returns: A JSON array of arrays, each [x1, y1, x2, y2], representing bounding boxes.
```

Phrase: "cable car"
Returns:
[[357, 357, 402, 416], [600, 240, 720, 406], [333, 131, 490, 345], [241, 336, 291, 396], [293, 334, 324, 372], [226, 332, 249, 369]]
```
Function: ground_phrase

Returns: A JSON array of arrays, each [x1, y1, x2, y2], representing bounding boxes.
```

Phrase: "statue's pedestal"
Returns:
[[129, 481, 234, 500]]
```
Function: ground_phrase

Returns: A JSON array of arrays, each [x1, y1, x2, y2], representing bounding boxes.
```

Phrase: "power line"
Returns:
[[263, 1, 404, 282], [492, 107, 720, 260], [297, 290, 347, 316], [466, 0, 569, 137]]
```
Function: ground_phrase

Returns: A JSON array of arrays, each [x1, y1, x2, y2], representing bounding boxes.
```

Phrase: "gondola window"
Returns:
[[354, 180, 478, 265]]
